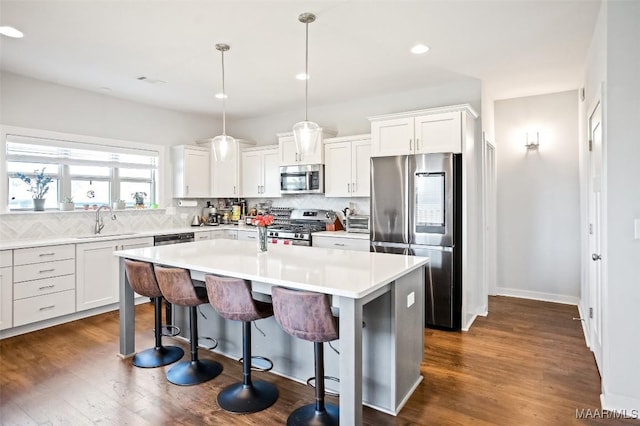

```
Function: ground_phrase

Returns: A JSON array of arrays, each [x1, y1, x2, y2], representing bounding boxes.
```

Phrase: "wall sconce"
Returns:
[[525, 131, 539, 150]]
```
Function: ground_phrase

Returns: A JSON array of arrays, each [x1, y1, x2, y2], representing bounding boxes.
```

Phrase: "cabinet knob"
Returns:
[[416, 138, 420, 151], [347, 183, 350, 193], [409, 139, 413, 151]]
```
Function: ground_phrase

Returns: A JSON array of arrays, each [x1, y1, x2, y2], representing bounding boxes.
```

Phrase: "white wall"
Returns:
[[599, 0, 640, 411], [229, 78, 482, 145], [495, 90, 581, 304]]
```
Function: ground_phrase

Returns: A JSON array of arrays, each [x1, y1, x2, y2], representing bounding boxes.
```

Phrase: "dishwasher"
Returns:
[[153, 232, 195, 333]]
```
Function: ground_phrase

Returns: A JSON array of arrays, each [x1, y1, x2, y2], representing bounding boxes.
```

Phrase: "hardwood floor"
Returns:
[[1, 296, 637, 425]]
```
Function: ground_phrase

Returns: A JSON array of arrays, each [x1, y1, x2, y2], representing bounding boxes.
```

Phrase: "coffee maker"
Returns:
[[203, 202, 219, 226]]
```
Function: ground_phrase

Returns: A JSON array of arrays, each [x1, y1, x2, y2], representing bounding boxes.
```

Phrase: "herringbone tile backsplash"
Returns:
[[0, 196, 370, 242]]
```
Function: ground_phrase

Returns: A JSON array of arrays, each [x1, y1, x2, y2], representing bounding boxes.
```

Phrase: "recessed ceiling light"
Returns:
[[296, 73, 309, 81], [0, 26, 24, 38], [215, 93, 227, 99], [410, 44, 430, 55]]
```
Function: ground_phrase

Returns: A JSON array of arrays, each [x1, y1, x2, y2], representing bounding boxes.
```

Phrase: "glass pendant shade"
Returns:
[[211, 133, 235, 162], [293, 120, 320, 155]]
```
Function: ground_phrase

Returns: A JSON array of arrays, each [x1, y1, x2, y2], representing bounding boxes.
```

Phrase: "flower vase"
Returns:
[[257, 226, 268, 252], [33, 198, 46, 211]]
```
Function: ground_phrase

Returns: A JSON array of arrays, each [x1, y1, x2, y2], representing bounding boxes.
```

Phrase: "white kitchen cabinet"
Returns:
[[197, 138, 255, 198], [277, 130, 337, 166], [324, 134, 371, 197], [211, 229, 237, 240], [237, 228, 259, 242], [194, 231, 211, 241], [172, 145, 210, 198], [312, 233, 370, 252], [12, 244, 76, 327], [241, 145, 281, 198], [0, 250, 12, 330], [369, 105, 478, 157], [76, 237, 153, 312]]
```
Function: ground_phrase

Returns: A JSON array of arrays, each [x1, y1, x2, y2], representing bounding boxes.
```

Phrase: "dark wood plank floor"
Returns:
[[1, 296, 637, 425]]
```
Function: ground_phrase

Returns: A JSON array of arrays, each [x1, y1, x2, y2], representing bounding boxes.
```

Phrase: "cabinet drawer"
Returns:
[[13, 259, 76, 283], [14, 245, 75, 265], [0, 250, 11, 268], [313, 237, 370, 252], [13, 289, 76, 327], [14, 274, 75, 300]]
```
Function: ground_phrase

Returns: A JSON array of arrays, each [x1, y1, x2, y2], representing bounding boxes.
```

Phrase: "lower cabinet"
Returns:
[[75, 237, 153, 312], [237, 229, 259, 242], [0, 251, 13, 330], [211, 229, 237, 239]]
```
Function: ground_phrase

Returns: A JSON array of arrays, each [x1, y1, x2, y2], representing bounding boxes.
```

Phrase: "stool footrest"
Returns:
[[306, 376, 340, 397], [198, 336, 219, 351], [158, 324, 181, 337], [238, 355, 274, 372]]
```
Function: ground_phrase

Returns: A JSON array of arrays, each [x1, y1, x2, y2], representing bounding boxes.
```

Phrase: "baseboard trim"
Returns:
[[577, 303, 591, 348], [495, 287, 579, 305], [462, 314, 478, 331], [601, 392, 640, 418]]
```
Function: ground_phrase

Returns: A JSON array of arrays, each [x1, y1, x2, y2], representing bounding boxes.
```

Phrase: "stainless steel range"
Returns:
[[267, 208, 332, 246]]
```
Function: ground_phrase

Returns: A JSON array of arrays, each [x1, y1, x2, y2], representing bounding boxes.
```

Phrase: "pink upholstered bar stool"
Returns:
[[154, 265, 223, 386], [205, 275, 279, 414], [271, 286, 339, 426], [123, 259, 184, 368]]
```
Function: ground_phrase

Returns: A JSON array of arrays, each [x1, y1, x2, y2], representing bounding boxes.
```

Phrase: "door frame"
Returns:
[[483, 134, 497, 301], [586, 86, 606, 375]]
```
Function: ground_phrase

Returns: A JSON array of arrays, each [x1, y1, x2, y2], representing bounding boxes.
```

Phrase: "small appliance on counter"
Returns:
[[346, 215, 370, 234]]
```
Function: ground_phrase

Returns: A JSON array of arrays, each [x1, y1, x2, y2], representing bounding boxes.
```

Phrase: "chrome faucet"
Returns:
[[95, 205, 117, 234]]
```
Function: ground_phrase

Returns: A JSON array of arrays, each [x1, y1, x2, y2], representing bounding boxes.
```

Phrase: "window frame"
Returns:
[[1, 125, 166, 213]]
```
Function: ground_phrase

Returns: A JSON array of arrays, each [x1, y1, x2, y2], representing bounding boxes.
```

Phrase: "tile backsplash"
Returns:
[[0, 195, 370, 241]]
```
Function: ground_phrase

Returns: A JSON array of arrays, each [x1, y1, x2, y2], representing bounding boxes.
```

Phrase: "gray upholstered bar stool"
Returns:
[[123, 259, 184, 368], [154, 265, 223, 386], [205, 275, 279, 413], [271, 286, 339, 426]]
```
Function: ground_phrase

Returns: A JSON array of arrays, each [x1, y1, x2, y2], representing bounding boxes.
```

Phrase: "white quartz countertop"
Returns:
[[0, 225, 239, 250], [312, 230, 370, 240], [114, 239, 428, 299]]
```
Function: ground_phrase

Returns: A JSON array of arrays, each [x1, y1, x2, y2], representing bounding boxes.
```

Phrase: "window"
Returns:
[[6, 133, 158, 211]]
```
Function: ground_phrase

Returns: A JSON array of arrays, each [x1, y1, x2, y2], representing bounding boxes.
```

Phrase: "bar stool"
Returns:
[[123, 259, 184, 368], [205, 275, 279, 413], [271, 286, 339, 426], [154, 265, 223, 386]]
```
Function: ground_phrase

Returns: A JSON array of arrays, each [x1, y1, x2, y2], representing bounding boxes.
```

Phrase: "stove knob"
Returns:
[[294, 233, 299, 238]]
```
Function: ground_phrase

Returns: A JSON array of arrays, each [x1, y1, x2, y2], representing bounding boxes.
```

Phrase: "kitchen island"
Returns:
[[115, 239, 428, 425]]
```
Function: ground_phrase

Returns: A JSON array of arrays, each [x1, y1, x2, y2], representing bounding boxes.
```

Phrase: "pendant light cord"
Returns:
[[304, 21, 309, 122], [221, 48, 227, 135]]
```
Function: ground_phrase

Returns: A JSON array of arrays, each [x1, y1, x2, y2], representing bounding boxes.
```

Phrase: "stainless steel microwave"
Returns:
[[280, 164, 324, 194]]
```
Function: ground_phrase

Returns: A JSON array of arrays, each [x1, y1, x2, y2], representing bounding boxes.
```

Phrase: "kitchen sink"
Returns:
[[74, 233, 139, 239]]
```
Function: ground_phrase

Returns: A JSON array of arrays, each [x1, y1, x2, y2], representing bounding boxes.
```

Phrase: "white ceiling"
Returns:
[[0, 0, 601, 119]]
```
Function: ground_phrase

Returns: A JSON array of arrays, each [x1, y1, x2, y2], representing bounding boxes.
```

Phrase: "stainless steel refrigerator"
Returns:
[[370, 153, 462, 330]]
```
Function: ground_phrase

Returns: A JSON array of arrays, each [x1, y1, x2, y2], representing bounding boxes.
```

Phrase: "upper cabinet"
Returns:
[[324, 134, 371, 198], [241, 145, 281, 198], [277, 129, 337, 166], [369, 104, 478, 157], [197, 138, 255, 198], [171, 145, 210, 198]]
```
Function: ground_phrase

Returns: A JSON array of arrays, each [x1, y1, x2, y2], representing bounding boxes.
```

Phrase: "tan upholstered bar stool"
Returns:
[[271, 286, 339, 426], [204, 275, 278, 413], [154, 265, 223, 386], [123, 259, 184, 368]]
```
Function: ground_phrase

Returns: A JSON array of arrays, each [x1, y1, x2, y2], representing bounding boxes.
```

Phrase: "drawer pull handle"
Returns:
[[38, 252, 56, 257], [38, 285, 55, 290], [334, 243, 346, 247], [39, 269, 55, 274], [248, 236, 256, 239], [39, 305, 55, 311]]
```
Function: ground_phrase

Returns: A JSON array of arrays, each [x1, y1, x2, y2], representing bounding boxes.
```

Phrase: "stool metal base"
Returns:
[[132, 345, 184, 368], [287, 404, 339, 426], [218, 380, 279, 414], [167, 359, 222, 386]]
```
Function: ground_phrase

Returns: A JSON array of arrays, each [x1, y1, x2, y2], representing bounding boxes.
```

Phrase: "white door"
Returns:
[[351, 139, 371, 197], [324, 142, 351, 197], [484, 139, 497, 298], [262, 148, 282, 198], [588, 100, 603, 374], [241, 150, 263, 198]]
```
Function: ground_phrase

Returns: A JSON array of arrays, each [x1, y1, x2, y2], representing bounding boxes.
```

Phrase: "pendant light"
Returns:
[[292, 12, 321, 156], [212, 43, 235, 162]]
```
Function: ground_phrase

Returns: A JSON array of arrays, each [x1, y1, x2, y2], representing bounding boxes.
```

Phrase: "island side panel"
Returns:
[[338, 296, 364, 425], [118, 257, 136, 357], [393, 266, 425, 411]]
